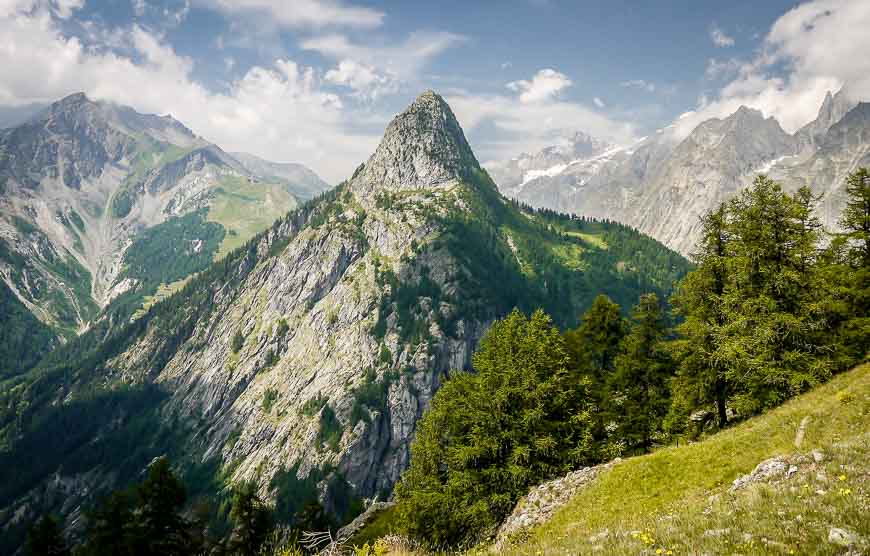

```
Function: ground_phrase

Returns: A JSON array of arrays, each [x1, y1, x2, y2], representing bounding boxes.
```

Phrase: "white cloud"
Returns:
[[705, 57, 741, 80], [303, 31, 464, 82], [593, 96, 605, 108], [506, 68, 572, 104], [446, 89, 636, 163], [620, 79, 656, 93], [674, 0, 870, 139], [709, 23, 735, 47], [164, 0, 189, 25], [200, 0, 384, 29], [131, 0, 146, 16], [0, 11, 382, 182], [324, 59, 398, 100], [500, 61, 512, 69], [0, 0, 81, 18]]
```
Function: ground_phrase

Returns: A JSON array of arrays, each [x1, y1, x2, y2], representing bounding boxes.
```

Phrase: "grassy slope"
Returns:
[[358, 364, 869, 555], [207, 174, 298, 259], [501, 363, 870, 555]]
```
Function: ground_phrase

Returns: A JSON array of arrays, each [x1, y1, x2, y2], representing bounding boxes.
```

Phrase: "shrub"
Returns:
[[262, 388, 278, 413], [231, 330, 244, 353], [317, 405, 343, 451]]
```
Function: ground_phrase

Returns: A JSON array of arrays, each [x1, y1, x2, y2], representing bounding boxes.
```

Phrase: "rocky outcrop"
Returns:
[[355, 90, 477, 196], [493, 459, 621, 549], [336, 501, 395, 542]]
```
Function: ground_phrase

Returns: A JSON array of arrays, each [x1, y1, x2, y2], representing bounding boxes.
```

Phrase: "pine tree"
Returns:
[[831, 168, 870, 365], [231, 329, 244, 353], [564, 294, 627, 390], [564, 294, 627, 453], [228, 481, 274, 556], [25, 515, 69, 556], [670, 204, 731, 431], [132, 457, 195, 555], [79, 490, 135, 556], [608, 294, 672, 453], [720, 176, 832, 413], [841, 167, 870, 267]]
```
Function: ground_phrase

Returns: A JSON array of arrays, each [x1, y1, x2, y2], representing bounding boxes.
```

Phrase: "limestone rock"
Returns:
[[731, 457, 789, 491], [828, 527, 859, 547], [493, 459, 621, 549]]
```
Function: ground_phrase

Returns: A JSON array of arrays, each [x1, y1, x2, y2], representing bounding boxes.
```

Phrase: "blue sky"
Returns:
[[1, 0, 868, 182]]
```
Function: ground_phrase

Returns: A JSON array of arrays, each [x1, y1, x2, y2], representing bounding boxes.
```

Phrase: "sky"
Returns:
[[0, 0, 868, 182]]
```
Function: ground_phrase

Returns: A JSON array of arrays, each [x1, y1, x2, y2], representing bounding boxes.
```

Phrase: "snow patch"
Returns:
[[756, 155, 794, 175], [521, 163, 569, 185], [520, 144, 627, 186]]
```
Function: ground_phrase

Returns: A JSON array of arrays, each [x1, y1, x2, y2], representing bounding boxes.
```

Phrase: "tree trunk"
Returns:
[[715, 378, 728, 428]]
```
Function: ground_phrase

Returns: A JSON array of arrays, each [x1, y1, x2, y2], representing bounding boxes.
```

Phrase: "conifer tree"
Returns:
[[720, 176, 831, 412], [25, 515, 69, 556], [832, 168, 870, 364], [228, 481, 274, 556], [608, 294, 672, 453], [79, 490, 135, 556], [132, 457, 195, 555], [841, 167, 870, 267], [670, 204, 731, 430], [397, 309, 594, 546], [564, 294, 627, 390], [564, 294, 627, 452]]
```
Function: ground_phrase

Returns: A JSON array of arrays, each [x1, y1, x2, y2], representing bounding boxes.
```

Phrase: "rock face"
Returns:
[[489, 88, 867, 255], [356, 90, 477, 195], [0, 93, 326, 344]]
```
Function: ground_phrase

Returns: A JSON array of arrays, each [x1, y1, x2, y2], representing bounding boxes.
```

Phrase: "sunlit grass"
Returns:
[[132, 276, 192, 319], [501, 363, 870, 555], [564, 230, 608, 249], [207, 175, 297, 259]]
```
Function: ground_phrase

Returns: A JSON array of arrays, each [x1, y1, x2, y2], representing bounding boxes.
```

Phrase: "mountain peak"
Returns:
[[732, 105, 765, 120], [355, 90, 479, 192], [59, 91, 91, 104]]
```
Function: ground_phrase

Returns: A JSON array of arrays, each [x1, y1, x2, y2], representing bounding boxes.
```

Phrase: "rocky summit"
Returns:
[[356, 90, 477, 194], [0, 91, 689, 547]]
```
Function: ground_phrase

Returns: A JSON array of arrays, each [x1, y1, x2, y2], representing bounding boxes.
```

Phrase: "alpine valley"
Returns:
[[0, 93, 328, 379], [0, 91, 691, 550], [488, 87, 869, 254]]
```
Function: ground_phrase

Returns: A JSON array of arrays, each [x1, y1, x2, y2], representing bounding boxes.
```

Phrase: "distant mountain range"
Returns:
[[487, 88, 869, 255], [0, 93, 328, 373]]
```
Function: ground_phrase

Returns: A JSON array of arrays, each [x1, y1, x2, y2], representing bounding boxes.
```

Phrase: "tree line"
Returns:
[[396, 170, 870, 546], [24, 457, 328, 556]]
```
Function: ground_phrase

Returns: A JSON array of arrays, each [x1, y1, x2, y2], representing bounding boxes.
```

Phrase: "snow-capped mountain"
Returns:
[[487, 88, 865, 255], [487, 131, 617, 194]]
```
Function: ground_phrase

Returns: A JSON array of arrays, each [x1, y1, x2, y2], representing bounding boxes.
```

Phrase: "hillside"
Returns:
[[0, 91, 689, 551], [355, 363, 870, 555], [0, 93, 327, 371]]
